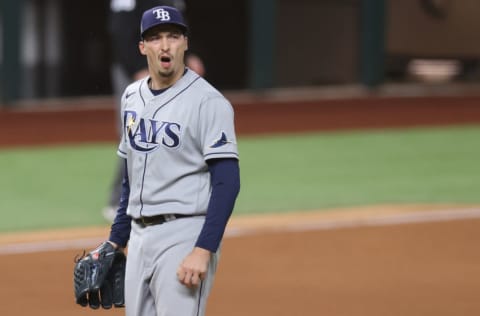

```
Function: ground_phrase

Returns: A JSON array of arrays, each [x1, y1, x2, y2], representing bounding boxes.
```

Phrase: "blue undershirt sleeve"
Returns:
[[195, 158, 241, 253], [109, 159, 132, 248]]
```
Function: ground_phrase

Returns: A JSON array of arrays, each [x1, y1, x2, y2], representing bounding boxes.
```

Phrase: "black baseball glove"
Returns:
[[73, 241, 126, 309]]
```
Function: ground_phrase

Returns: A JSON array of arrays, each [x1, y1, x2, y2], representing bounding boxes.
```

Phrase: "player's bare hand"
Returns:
[[177, 247, 211, 288]]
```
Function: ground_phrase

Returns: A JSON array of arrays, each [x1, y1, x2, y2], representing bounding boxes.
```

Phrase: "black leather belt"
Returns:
[[133, 214, 191, 228]]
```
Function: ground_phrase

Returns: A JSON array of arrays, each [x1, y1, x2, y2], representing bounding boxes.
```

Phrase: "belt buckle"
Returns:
[[140, 216, 155, 227], [164, 214, 176, 222]]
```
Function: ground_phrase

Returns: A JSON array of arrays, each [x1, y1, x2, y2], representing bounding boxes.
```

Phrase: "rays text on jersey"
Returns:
[[124, 110, 181, 153]]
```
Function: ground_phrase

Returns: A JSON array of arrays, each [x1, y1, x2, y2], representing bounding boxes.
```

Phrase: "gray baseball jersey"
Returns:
[[117, 69, 239, 219]]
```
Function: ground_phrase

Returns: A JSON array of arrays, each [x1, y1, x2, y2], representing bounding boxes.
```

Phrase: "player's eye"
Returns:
[[168, 33, 181, 40], [145, 34, 160, 42]]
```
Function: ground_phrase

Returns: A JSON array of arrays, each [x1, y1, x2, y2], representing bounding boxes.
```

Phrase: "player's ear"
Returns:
[[139, 41, 146, 56]]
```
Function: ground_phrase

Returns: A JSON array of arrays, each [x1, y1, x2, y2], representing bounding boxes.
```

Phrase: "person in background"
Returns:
[[104, 0, 205, 221]]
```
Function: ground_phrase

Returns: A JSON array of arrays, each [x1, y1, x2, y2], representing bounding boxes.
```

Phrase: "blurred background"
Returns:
[[1, 0, 480, 104]]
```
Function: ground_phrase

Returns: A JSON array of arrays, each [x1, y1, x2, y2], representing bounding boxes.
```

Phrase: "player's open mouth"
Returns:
[[160, 56, 172, 68]]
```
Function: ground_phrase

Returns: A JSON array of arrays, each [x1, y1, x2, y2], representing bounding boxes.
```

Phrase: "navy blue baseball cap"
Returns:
[[140, 6, 188, 38]]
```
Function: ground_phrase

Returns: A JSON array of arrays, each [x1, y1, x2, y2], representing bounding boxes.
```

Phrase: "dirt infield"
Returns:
[[1, 93, 480, 315], [1, 205, 480, 316]]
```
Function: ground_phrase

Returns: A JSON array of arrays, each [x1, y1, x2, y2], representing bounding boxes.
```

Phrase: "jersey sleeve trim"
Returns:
[[117, 149, 128, 158], [204, 152, 239, 160]]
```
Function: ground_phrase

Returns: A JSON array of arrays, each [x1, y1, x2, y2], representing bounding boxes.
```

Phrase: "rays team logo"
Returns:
[[124, 110, 180, 153], [210, 132, 236, 148], [153, 8, 171, 21]]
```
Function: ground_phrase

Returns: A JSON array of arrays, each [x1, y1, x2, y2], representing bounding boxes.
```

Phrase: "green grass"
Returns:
[[238, 126, 480, 213], [0, 144, 117, 231], [0, 125, 479, 232]]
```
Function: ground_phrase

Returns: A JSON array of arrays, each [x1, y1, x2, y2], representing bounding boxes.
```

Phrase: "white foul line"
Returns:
[[1, 207, 480, 255], [224, 207, 480, 236], [0, 237, 105, 255]]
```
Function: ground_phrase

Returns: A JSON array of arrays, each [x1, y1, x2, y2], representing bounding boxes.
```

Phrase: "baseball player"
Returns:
[[103, 0, 206, 222], [75, 5, 240, 316]]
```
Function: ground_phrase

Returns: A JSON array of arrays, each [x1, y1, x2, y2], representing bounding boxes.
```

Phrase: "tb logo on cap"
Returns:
[[153, 8, 171, 21]]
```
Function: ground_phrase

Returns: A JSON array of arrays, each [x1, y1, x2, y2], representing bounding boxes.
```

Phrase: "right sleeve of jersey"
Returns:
[[117, 134, 128, 158], [117, 89, 129, 159]]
